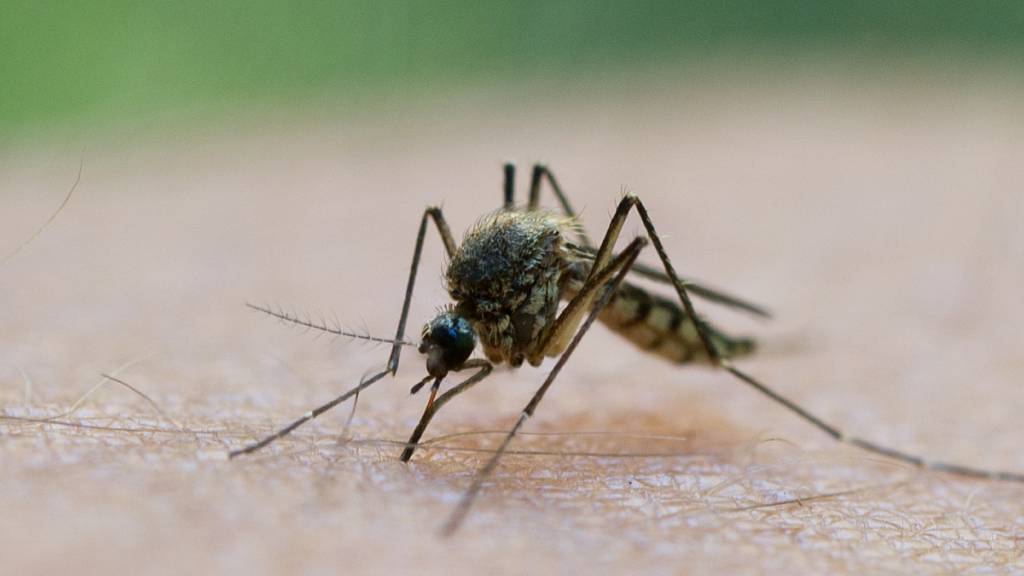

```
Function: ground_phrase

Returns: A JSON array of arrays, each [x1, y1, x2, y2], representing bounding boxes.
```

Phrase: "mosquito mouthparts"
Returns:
[[409, 374, 434, 395], [245, 302, 419, 347]]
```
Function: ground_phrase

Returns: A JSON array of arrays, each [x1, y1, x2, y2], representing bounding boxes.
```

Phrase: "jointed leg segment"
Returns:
[[587, 194, 723, 364], [236, 165, 1023, 537], [389, 207, 458, 372], [442, 236, 649, 535], [503, 163, 593, 247], [516, 163, 770, 318], [589, 195, 1024, 483], [232, 206, 457, 458], [228, 369, 390, 458], [722, 363, 1024, 482], [400, 359, 494, 462], [443, 184, 1024, 535], [443, 192, 731, 532], [527, 164, 594, 247]]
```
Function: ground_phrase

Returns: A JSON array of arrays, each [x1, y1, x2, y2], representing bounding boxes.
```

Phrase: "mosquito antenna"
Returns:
[[720, 362, 1024, 482], [246, 303, 419, 347], [1, 155, 83, 265]]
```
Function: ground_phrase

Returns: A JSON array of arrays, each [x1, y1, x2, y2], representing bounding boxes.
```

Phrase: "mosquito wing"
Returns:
[[566, 244, 772, 318]]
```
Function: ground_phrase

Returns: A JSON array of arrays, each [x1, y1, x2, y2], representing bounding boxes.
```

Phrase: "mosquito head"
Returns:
[[419, 311, 476, 377]]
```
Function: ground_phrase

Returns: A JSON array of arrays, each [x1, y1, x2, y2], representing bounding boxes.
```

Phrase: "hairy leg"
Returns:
[[231, 206, 458, 457]]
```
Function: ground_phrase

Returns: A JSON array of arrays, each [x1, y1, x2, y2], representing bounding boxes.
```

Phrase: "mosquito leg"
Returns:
[[526, 164, 594, 248], [524, 163, 768, 318], [229, 368, 389, 458], [524, 195, 649, 364], [400, 359, 493, 462], [503, 162, 516, 209], [722, 363, 1024, 482], [232, 206, 458, 457], [442, 236, 647, 535], [619, 194, 1024, 484], [523, 165, 770, 318], [388, 206, 457, 372]]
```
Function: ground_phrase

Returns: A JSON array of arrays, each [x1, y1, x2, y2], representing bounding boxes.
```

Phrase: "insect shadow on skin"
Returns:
[[232, 163, 1024, 536]]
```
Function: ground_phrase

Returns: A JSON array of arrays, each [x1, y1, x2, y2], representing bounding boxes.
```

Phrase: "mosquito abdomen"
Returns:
[[598, 282, 755, 364]]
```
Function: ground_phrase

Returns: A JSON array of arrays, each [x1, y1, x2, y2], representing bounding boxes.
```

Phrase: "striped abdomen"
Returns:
[[597, 281, 755, 365]]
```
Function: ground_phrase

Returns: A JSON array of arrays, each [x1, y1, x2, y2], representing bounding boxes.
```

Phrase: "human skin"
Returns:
[[1, 72, 1023, 575]]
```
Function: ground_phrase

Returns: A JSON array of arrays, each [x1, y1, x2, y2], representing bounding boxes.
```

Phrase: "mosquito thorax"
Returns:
[[445, 210, 575, 366], [419, 311, 477, 377]]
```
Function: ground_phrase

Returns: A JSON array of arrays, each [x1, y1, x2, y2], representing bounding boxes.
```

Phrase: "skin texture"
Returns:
[[2, 72, 1024, 574]]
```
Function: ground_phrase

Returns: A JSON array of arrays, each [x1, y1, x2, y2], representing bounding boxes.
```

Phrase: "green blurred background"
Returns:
[[4, 1, 1024, 143]]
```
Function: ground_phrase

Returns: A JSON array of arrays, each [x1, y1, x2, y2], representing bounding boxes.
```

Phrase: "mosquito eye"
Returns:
[[424, 313, 476, 363], [429, 323, 454, 346], [451, 325, 475, 355], [430, 318, 472, 349]]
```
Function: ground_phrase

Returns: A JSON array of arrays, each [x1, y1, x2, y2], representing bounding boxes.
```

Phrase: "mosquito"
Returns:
[[231, 163, 1024, 535]]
